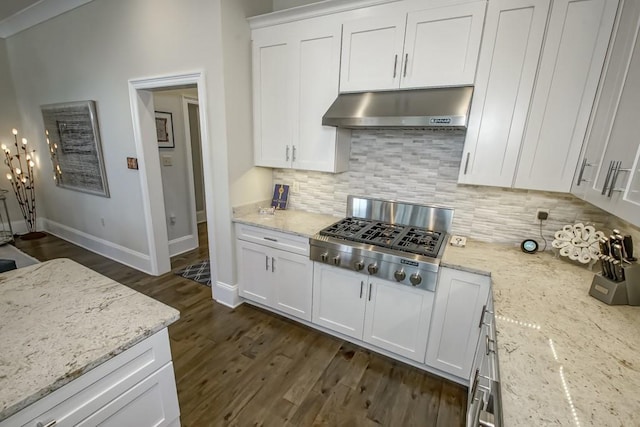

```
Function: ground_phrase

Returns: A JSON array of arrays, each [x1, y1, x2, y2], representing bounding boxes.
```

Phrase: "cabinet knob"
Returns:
[[367, 263, 378, 275], [409, 273, 422, 286]]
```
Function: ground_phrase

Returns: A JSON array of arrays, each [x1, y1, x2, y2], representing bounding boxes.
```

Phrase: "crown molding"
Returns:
[[0, 0, 95, 39]]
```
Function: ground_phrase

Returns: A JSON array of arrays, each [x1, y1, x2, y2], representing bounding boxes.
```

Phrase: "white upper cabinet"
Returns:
[[459, 0, 619, 191], [339, 1, 486, 92], [576, 0, 640, 227], [252, 16, 350, 173], [340, 14, 407, 92], [459, 0, 550, 187], [514, 0, 619, 192]]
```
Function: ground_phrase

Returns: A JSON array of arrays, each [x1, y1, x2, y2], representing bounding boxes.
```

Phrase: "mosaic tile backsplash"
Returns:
[[273, 129, 637, 246]]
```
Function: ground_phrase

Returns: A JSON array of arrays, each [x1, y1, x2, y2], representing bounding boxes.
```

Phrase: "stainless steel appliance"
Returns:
[[309, 196, 454, 291], [322, 86, 474, 129]]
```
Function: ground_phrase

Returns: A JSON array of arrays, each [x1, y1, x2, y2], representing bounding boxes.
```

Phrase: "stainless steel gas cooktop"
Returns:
[[309, 196, 454, 291]]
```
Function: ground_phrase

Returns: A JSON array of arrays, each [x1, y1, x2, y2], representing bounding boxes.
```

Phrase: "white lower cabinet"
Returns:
[[236, 225, 313, 321], [312, 263, 433, 363], [426, 267, 491, 380], [1, 329, 180, 427]]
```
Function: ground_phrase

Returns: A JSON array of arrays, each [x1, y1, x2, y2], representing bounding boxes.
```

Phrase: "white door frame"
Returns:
[[128, 71, 213, 275]]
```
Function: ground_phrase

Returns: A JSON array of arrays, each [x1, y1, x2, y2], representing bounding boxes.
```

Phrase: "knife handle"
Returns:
[[623, 235, 636, 261]]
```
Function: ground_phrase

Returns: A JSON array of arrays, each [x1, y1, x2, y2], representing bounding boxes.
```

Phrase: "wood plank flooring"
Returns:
[[15, 224, 466, 426]]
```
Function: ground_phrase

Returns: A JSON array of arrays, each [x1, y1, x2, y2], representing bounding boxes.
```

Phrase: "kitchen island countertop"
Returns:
[[443, 240, 640, 426], [233, 208, 340, 237], [0, 258, 180, 421]]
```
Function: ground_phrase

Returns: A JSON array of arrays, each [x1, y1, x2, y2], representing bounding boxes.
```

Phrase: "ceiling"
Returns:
[[0, 0, 41, 23]]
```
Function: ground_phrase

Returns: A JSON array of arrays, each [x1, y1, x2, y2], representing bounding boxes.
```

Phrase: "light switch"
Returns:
[[161, 155, 173, 166]]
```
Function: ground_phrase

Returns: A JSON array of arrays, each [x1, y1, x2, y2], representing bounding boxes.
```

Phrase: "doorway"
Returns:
[[128, 72, 215, 278]]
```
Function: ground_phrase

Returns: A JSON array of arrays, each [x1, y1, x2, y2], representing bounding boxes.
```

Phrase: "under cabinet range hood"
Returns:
[[322, 86, 474, 130]]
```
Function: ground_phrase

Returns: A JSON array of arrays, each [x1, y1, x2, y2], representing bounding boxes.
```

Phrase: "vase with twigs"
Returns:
[[2, 128, 45, 240]]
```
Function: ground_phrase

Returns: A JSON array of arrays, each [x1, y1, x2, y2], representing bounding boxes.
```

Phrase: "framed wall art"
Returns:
[[41, 100, 110, 197], [155, 111, 174, 148]]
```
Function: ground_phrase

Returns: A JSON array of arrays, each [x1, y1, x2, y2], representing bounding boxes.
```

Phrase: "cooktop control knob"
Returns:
[[367, 263, 379, 275], [394, 269, 406, 282], [332, 255, 341, 266], [353, 260, 365, 271], [320, 252, 329, 262], [409, 273, 422, 286]]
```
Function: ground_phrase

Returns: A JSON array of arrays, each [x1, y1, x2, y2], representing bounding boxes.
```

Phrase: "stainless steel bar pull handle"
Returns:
[[393, 54, 398, 78], [292, 145, 297, 162], [403, 53, 408, 77], [478, 305, 486, 328], [601, 161, 614, 195], [368, 283, 373, 301], [272, 257, 275, 272], [486, 335, 496, 356], [608, 161, 622, 197], [286, 145, 290, 162], [576, 158, 587, 186], [360, 281, 364, 299], [265, 255, 269, 271], [464, 153, 471, 174], [37, 420, 57, 427], [263, 236, 278, 242]]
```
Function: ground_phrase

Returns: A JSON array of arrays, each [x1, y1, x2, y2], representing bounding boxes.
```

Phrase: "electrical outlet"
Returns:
[[535, 208, 550, 223], [169, 214, 176, 225], [100, 218, 105, 227], [450, 235, 467, 247], [292, 181, 300, 193]]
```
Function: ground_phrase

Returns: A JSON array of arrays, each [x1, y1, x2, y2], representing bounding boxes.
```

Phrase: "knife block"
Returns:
[[589, 264, 640, 306]]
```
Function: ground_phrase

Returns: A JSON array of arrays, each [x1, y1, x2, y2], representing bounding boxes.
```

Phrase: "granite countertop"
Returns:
[[233, 209, 340, 237], [0, 259, 180, 421], [443, 241, 640, 426]]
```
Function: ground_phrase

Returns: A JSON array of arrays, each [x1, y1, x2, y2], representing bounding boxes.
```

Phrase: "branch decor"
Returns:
[[2, 128, 43, 239]]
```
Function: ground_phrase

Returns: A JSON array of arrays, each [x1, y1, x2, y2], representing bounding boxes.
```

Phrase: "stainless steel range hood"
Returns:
[[322, 86, 473, 129]]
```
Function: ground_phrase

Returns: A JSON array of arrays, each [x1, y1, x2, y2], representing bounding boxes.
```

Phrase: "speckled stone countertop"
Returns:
[[443, 240, 640, 426], [0, 259, 180, 421], [233, 209, 340, 237]]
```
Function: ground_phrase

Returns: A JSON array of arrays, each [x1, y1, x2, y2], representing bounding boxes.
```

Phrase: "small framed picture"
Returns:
[[155, 111, 174, 148]]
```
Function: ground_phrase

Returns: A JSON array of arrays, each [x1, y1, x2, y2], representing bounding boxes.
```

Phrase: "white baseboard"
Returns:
[[168, 234, 198, 257], [41, 218, 153, 273], [213, 281, 243, 308], [6, 218, 45, 236]]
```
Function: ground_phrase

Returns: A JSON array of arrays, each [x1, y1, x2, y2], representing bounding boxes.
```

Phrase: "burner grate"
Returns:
[[319, 218, 445, 258]]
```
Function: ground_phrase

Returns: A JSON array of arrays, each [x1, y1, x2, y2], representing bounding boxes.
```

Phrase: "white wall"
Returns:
[[221, 0, 273, 207], [5, 0, 272, 284], [154, 89, 197, 242], [0, 38, 28, 231]]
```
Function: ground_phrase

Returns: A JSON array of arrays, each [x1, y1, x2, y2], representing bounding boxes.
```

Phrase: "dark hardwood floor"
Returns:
[[15, 224, 466, 426]]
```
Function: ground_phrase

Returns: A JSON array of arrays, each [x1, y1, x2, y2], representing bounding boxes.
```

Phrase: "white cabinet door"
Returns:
[[291, 22, 343, 172], [426, 267, 491, 379], [515, 0, 619, 192], [586, 27, 640, 227], [459, 0, 550, 187], [272, 249, 313, 321], [340, 14, 407, 92], [77, 363, 180, 427], [401, 2, 485, 89], [363, 278, 434, 363], [312, 263, 367, 339], [237, 240, 271, 305], [252, 32, 293, 169]]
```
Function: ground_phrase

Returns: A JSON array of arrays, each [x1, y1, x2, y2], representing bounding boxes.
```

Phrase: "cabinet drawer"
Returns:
[[77, 362, 179, 427], [3, 329, 173, 427], [235, 223, 309, 256]]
